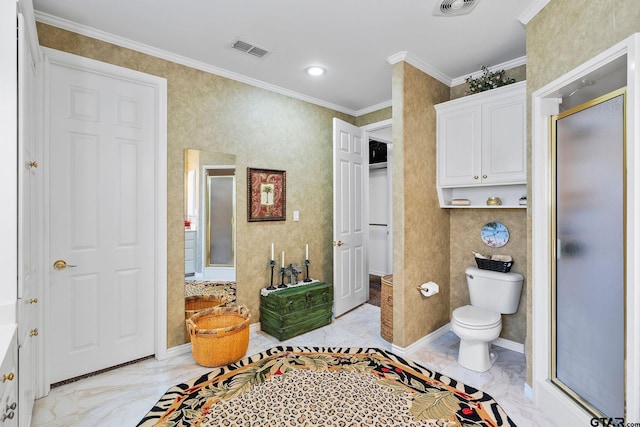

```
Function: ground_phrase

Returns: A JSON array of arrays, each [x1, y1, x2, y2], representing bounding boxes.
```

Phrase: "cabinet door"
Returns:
[[437, 105, 481, 186], [481, 94, 526, 184], [0, 330, 17, 427]]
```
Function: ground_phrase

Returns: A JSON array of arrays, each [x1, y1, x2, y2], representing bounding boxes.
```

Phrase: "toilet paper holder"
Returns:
[[417, 281, 439, 297]]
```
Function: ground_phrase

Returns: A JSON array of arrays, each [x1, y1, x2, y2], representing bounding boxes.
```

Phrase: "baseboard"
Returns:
[[524, 382, 533, 401], [251, 322, 261, 333], [493, 337, 525, 354], [390, 323, 525, 356], [391, 322, 451, 356], [165, 342, 191, 358]]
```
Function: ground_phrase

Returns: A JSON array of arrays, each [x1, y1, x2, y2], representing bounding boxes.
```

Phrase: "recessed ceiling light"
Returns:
[[306, 66, 326, 76]]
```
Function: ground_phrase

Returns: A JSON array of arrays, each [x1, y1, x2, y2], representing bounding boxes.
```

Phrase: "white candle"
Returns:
[[271, 243, 274, 260], [306, 244, 309, 260], [281, 251, 285, 268]]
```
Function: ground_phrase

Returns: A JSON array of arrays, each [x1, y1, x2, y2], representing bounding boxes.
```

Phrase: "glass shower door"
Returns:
[[552, 89, 625, 418]]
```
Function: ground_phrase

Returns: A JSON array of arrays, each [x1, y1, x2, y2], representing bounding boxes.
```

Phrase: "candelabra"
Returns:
[[303, 259, 312, 282], [278, 267, 288, 288], [267, 260, 277, 290]]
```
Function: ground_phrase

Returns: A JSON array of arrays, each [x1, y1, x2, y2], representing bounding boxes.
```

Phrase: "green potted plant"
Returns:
[[465, 66, 516, 95]]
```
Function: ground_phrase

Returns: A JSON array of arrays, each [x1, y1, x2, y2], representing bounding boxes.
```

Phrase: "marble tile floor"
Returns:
[[32, 304, 554, 426]]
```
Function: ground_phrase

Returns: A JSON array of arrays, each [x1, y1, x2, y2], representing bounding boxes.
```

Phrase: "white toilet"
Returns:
[[451, 267, 523, 372]]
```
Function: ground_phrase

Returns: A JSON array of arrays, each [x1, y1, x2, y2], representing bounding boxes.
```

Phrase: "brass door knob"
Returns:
[[30, 328, 39, 337], [53, 260, 77, 270], [28, 161, 38, 168], [334, 240, 344, 247], [2, 373, 14, 382], [29, 298, 38, 304]]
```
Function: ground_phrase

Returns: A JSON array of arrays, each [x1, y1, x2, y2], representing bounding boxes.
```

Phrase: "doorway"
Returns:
[[365, 120, 393, 294], [331, 118, 394, 316], [551, 88, 625, 418], [43, 48, 167, 386], [531, 35, 640, 425]]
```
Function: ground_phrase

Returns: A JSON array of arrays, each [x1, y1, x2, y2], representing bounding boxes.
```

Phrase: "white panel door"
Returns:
[[48, 58, 156, 382], [333, 118, 367, 317]]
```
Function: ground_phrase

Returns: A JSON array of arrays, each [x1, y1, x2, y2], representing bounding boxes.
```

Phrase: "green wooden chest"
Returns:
[[260, 282, 333, 340]]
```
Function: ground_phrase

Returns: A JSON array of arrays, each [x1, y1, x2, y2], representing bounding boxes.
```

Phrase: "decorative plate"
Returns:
[[480, 222, 509, 248]]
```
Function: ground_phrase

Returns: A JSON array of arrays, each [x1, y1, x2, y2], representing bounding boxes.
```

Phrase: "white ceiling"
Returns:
[[32, 0, 540, 116]]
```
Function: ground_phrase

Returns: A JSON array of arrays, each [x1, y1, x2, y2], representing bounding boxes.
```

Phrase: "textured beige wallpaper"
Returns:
[[524, 0, 640, 384], [392, 62, 450, 347], [37, 23, 355, 348], [355, 107, 392, 127]]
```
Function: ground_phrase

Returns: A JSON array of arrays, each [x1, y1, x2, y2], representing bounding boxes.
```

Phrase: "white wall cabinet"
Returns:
[[436, 81, 527, 208], [185, 230, 196, 275]]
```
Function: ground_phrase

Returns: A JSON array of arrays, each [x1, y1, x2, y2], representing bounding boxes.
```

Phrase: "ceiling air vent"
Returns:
[[231, 39, 270, 59], [433, 0, 481, 16]]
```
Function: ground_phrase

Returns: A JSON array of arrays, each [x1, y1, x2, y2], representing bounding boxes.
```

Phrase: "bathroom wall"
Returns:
[[36, 23, 355, 348], [524, 0, 640, 387], [355, 106, 392, 127], [392, 62, 450, 347], [449, 210, 527, 343]]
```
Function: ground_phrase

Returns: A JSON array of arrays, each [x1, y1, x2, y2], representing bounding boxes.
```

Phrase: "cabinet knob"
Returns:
[[30, 328, 39, 337], [2, 373, 14, 382], [5, 403, 15, 411], [473, 176, 479, 180], [29, 298, 38, 304], [483, 175, 488, 179], [28, 161, 38, 169], [1, 410, 14, 421]]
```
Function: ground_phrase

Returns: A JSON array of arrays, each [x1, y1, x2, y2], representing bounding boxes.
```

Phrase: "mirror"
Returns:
[[184, 149, 237, 282]]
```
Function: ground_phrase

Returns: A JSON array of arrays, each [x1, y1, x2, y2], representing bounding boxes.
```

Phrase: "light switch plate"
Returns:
[[293, 210, 300, 221]]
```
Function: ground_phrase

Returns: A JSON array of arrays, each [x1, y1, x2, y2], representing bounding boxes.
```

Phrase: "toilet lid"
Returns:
[[453, 305, 501, 328]]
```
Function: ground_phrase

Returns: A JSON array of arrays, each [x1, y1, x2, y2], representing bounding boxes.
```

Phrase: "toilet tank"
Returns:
[[465, 267, 523, 314]]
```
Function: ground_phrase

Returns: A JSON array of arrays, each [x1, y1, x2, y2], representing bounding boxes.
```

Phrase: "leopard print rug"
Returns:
[[137, 347, 515, 427]]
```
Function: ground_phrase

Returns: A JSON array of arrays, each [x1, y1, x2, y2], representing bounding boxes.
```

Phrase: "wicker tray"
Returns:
[[475, 257, 513, 273], [186, 305, 251, 367]]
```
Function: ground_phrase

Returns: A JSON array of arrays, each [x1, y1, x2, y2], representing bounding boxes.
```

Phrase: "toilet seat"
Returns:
[[452, 305, 501, 330]]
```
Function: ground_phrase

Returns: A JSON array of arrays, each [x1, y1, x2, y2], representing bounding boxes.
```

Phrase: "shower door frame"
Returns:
[[531, 34, 640, 426], [550, 88, 627, 419]]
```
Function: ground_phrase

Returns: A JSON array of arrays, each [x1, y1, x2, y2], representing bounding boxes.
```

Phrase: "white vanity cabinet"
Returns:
[[436, 81, 526, 208], [0, 326, 18, 427], [185, 230, 196, 275]]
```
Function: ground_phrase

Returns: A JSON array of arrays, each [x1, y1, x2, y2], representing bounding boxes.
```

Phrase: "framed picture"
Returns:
[[247, 168, 286, 222]]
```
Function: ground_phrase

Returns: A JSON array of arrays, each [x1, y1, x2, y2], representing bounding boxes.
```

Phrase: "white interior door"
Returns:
[[47, 55, 157, 383], [333, 118, 368, 317]]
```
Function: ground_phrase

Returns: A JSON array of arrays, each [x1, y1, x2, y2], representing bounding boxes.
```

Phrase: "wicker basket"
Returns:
[[186, 305, 251, 367], [380, 275, 393, 342], [475, 257, 513, 273], [184, 295, 228, 342]]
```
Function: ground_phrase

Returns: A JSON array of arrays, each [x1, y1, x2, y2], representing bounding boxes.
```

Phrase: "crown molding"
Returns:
[[387, 51, 527, 89], [354, 99, 392, 117], [450, 55, 527, 87], [34, 11, 360, 117], [518, 0, 551, 25], [387, 51, 452, 86]]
